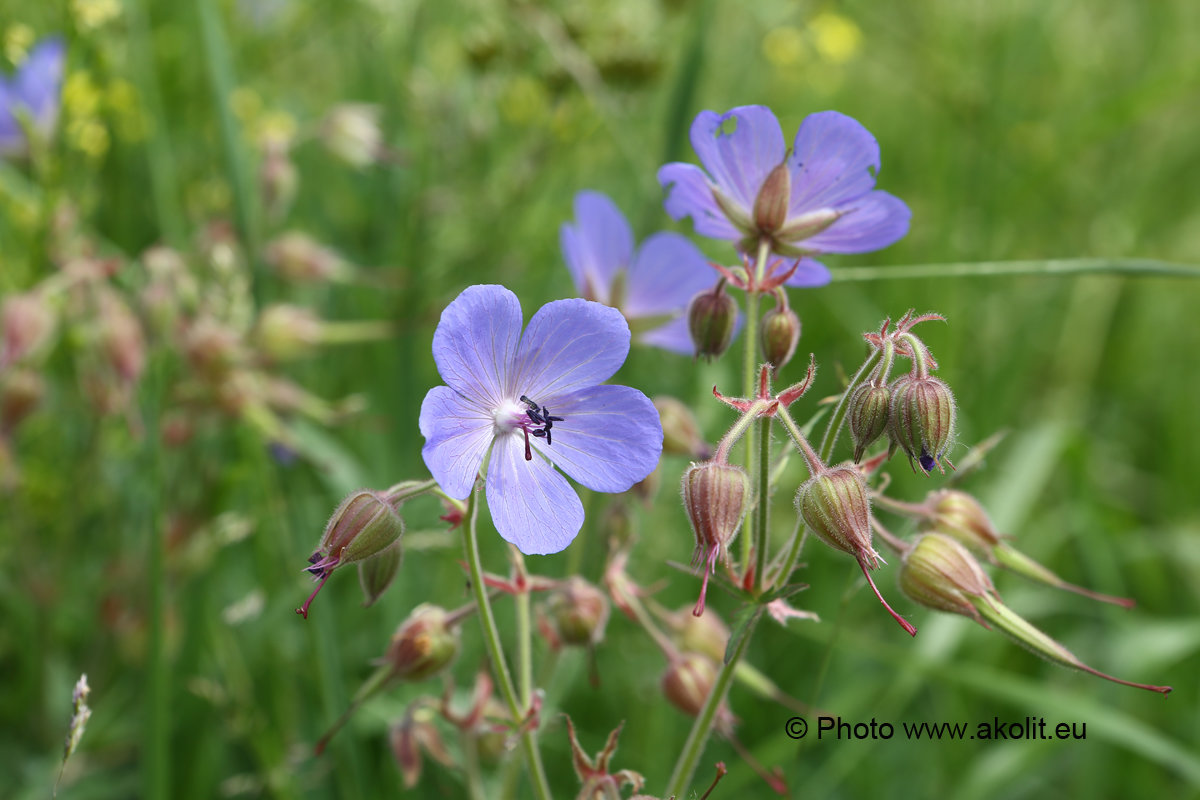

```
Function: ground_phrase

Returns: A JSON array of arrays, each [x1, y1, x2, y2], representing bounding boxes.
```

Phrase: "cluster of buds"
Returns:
[[847, 311, 957, 474]]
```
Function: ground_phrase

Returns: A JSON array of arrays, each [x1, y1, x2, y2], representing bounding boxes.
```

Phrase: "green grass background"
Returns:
[[2, 0, 1198, 798]]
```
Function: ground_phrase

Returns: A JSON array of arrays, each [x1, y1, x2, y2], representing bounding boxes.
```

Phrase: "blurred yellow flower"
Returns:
[[500, 76, 549, 126], [230, 87, 262, 123], [64, 71, 102, 118], [809, 12, 862, 65], [762, 26, 809, 68], [73, 0, 123, 29], [4, 24, 35, 64], [68, 118, 110, 158], [107, 80, 150, 142]]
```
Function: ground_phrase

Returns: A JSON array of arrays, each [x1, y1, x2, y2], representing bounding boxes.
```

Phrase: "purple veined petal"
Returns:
[[530, 384, 662, 493], [431, 284, 523, 407], [418, 386, 494, 499], [786, 111, 882, 217], [510, 298, 630, 402], [637, 315, 695, 354], [486, 432, 583, 555], [658, 163, 743, 242], [623, 231, 716, 317], [12, 37, 65, 121], [689, 106, 785, 210], [773, 257, 833, 288], [801, 191, 911, 254], [560, 191, 634, 303]]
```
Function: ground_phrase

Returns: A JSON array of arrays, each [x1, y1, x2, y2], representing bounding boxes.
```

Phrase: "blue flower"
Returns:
[[658, 106, 910, 276], [419, 285, 662, 554], [561, 191, 718, 354], [0, 37, 66, 157]]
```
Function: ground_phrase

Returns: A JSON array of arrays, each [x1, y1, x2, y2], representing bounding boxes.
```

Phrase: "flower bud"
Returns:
[[676, 606, 730, 663], [687, 283, 738, 361], [1, 368, 45, 434], [260, 135, 298, 222], [888, 373, 957, 473], [654, 396, 710, 459], [927, 490, 1001, 555], [359, 541, 402, 607], [797, 465, 917, 635], [264, 232, 345, 283], [752, 161, 791, 236], [320, 103, 384, 168], [683, 462, 750, 558], [255, 304, 322, 362], [1, 292, 55, 367], [183, 317, 243, 379], [661, 653, 717, 717], [847, 381, 891, 462], [795, 466, 878, 567], [97, 293, 145, 383], [683, 461, 750, 615], [321, 489, 405, 567], [382, 604, 461, 682], [297, 489, 405, 618], [759, 302, 800, 375], [899, 533, 994, 622], [548, 577, 610, 647]]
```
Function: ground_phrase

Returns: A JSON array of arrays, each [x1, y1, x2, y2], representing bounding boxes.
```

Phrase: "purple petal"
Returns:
[[690, 106, 785, 209], [637, 315, 695, 354], [0, 83, 19, 154], [560, 191, 634, 303], [419, 386, 493, 498], [13, 37, 65, 120], [802, 191, 911, 253], [657, 162, 742, 241], [486, 433, 583, 554], [623, 232, 716, 317], [511, 298, 630, 402], [530, 384, 662, 493], [431, 285, 523, 406], [786, 111, 881, 215], [772, 257, 833, 288]]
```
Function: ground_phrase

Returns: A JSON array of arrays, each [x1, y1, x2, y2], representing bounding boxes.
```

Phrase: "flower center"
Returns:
[[503, 395, 565, 461]]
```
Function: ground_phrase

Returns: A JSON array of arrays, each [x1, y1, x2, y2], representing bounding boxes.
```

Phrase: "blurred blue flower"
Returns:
[[419, 285, 662, 555], [561, 191, 718, 354], [658, 105, 910, 275], [0, 36, 66, 157]]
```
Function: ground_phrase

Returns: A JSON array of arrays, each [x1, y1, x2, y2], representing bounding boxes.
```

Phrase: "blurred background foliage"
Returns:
[[1, 0, 1198, 797]]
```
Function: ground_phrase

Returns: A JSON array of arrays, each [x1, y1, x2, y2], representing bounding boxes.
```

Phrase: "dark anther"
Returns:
[[518, 395, 565, 458]]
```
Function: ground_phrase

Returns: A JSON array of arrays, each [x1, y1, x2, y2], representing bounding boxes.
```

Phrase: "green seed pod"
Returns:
[[661, 653, 717, 717], [382, 604, 461, 682], [847, 381, 891, 462], [795, 466, 879, 567], [549, 577, 610, 647], [682, 462, 750, 563], [687, 284, 738, 361], [888, 374, 957, 473], [899, 533, 994, 623], [759, 303, 801, 375]]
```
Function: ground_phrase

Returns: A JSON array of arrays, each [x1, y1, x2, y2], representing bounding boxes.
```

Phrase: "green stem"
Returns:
[[194, 0, 263, 299], [832, 258, 1200, 282], [817, 348, 881, 463], [143, 362, 167, 799], [461, 729, 487, 800], [752, 411, 771, 592], [663, 610, 759, 798], [461, 491, 552, 800]]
